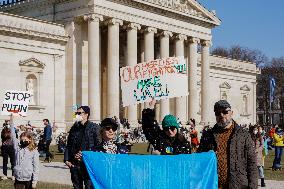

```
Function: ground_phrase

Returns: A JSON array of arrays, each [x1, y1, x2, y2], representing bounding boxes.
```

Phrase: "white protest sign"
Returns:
[[120, 57, 188, 107], [1, 90, 32, 116]]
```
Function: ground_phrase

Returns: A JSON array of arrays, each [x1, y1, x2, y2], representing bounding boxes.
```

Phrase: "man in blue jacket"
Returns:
[[43, 119, 53, 162]]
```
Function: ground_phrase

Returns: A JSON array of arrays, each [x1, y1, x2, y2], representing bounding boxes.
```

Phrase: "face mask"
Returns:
[[6, 124, 10, 129], [217, 119, 232, 128], [75, 115, 83, 122], [253, 130, 258, 135], [20, 140, 30, 148]]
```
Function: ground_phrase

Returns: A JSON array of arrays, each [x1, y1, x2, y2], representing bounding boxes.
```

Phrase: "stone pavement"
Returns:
[[1, 158, 284, 188]]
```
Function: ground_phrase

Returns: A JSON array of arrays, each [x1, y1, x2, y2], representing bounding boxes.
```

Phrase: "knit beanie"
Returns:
[[162, 115, 179, 129]]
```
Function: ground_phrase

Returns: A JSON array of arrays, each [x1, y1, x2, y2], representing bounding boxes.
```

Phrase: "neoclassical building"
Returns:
[[0, 0, 260, 130]]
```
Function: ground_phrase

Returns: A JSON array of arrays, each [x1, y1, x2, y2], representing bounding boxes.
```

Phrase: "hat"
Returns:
[[162, 115, 179, 129], [214, 100, 231, 112], [78, 106, 90, 115], [101, 118, 118, 129]]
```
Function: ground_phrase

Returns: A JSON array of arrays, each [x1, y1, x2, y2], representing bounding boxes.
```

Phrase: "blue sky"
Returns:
[[199, 0, 284, 59]]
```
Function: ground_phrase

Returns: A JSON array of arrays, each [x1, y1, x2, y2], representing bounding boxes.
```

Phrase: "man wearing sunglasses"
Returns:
[[64, 106, 101, 189], [198, 100, 257, 189], [142, 99, 191, 155]]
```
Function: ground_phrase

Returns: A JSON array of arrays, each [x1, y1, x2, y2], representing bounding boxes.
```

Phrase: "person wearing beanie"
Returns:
[[142, 100, 191, 155], [64, 106, 101, 189], [198, 100, 257, 189], [92, 118, 128, 154]]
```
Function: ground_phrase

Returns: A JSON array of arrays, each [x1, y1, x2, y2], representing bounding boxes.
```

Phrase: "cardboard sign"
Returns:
[[1, 90, 32, 117], [120, 57, 188, 107]]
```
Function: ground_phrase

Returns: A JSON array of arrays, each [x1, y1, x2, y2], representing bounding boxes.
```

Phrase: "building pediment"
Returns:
[[219, 82, 231, 89], [240, 84, 250, 91], [134, 0, 221, 26], [19, 57, 45, 73]]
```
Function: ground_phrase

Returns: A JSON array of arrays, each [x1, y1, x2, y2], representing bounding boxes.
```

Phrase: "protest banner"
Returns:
[[83, 151, 218, 189], [1, 90, 32, 117], [120, 57, 188, 107]]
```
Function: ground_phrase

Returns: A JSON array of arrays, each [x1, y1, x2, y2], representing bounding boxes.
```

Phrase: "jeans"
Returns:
[[1, 145, 15, 176], [44, 139, 53, 160], [272, 146, 283, 169], [257, 166, 264, 178], [70, 164, 93, 189], [14, 179, 32, 189]]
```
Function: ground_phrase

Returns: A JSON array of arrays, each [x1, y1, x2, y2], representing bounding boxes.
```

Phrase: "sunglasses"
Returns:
[[164, 126, 176, 132], [75, 111, 85, 115], [215, 109, 231, 116], [104, 126, 117, 132]]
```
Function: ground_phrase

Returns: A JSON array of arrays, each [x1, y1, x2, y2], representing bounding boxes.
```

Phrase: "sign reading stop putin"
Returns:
[[1, 90, 32, 117]]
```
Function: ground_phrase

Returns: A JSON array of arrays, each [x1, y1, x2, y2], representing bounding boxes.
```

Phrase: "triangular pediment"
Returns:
[[136, 0, 221, 26], [19, 57, 45, 73], [240, 84, 250, 91], [19, 57, 45, 69], [219, 82, 231, 89]]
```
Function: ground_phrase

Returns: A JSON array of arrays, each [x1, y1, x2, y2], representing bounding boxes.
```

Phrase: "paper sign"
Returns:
[[120, 57, 188, 107], [1, 90, 32, 117]]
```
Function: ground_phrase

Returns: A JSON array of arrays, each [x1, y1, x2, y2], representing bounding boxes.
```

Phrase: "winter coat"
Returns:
[[198, 121, 258, 189], [272, 133, 284, 147], [142, 108, 191, 155], [253, 135, 264, 167], [64, 120, 101, 164]]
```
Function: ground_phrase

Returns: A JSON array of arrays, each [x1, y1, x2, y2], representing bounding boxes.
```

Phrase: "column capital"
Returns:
[[84, 14, 103, 22], [160, 31, 173, 38], [144, 27, 157, 34], [201, 40, 212, 47], [105, 18, 123, 26], [126, 23, 141, 31], [188, 37, 200, 44], [175, 34, 187, 41]]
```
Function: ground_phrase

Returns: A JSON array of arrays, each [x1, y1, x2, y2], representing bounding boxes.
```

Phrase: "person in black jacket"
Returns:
[[64, 106, 101, 189], [92, 118, 127, 154], [142, 100, 191, 155]]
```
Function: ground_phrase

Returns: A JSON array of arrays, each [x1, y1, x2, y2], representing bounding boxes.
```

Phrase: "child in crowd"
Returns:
[[10, 114, 39, 189]]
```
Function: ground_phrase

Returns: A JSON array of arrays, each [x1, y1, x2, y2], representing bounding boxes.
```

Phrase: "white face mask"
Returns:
[[75, 115, 83, 122], [6, 125, 10, 129], [253, 130, 258, 135]]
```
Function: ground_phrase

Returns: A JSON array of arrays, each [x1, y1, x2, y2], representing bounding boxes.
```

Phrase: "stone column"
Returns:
[[188, 37, 200, 121], [107, 18, 123, 117], [175, 34, 187, 124], [85, 14, 103, 122], [144, 27, 157, 108], [201, 40, 212, 125], [127, 23, 141, 126], [160, 31, 172, 120]]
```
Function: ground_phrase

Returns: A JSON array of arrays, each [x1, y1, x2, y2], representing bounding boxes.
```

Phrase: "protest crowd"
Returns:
[[0, 100, 283, 189]]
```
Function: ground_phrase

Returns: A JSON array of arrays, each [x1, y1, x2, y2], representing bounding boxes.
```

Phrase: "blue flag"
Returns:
[[82, 151, 218, 189], [269, 77, 276, 103]]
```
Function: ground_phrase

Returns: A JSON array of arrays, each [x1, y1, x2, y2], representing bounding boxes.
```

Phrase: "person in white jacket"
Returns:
[[9, 114, 39, 189]]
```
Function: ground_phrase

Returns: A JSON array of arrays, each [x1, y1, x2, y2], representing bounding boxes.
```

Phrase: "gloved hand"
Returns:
[[32, 181, 37, 189]]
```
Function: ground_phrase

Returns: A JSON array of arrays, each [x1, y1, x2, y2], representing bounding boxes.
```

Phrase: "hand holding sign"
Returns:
[[1, 90, 32, 117]]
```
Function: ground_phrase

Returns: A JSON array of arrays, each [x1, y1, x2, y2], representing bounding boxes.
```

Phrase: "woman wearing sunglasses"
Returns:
[[142, 100, 191, 155], [92, 118, 127, 154]]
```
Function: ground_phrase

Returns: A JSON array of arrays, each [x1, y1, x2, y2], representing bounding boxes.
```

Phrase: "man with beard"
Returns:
[[198, 100, 257, 189]]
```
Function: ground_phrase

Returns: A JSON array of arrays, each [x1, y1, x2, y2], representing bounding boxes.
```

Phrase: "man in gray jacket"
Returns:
[[199, 100, 258, 189]]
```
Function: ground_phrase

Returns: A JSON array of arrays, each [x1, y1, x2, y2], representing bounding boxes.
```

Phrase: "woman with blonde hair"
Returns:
[[9, 114, 39, 189]]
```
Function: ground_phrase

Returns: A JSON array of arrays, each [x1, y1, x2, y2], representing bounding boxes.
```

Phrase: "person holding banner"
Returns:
[[198, 100, 257, 189], [142, 100, 191, 155], [92, 118, 127, 154], [9, 114, 39, 189], [64, 106, 101, 189]]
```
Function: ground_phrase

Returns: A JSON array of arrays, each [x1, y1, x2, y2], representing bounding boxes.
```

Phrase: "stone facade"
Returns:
[[0, 0, 259, 131]]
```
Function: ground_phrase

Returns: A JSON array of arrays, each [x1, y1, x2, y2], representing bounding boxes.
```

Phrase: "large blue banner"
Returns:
[[82, 151, 218, 189]]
